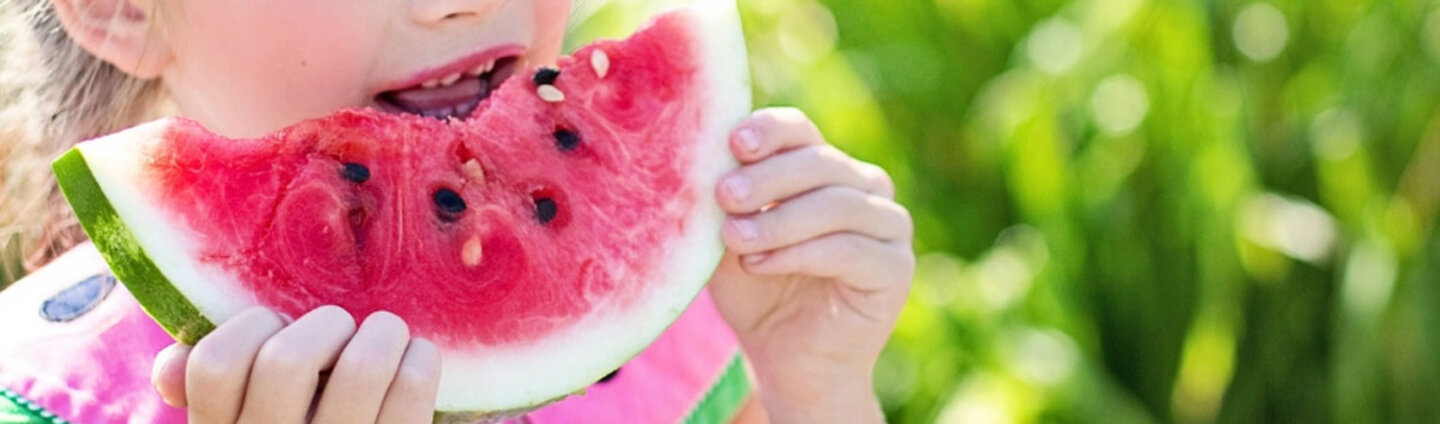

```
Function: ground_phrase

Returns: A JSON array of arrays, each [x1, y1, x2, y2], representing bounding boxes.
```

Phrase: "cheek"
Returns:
[[163, 0, 381, 137]]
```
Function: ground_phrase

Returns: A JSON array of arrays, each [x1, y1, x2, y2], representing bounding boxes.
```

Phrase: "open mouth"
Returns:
[[375, 55, 521, 120]]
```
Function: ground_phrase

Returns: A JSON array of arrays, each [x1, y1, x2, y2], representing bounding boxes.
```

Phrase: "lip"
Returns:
[[376, 44, 526, 94]]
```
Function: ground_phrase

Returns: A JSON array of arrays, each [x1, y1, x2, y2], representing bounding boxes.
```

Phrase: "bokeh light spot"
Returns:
[[1006, 329, 1078, 386], [1310, 108, 1365, 161], [1240, 194, 1338, 264], [1026, 18, 1084, 74], [1233, 3, 1289, 62], [776, 3, 838, 65], [1090, 74, 1151, 136]]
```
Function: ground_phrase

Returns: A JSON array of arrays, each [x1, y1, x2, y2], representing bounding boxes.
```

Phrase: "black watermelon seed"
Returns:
[[554, 130, 581, 151], [434, 188, 467, 215], [535, 197, 558, 224], [598, 367, 621, 383], [341, 163, 370, 183], [533, 68, 561, 85]]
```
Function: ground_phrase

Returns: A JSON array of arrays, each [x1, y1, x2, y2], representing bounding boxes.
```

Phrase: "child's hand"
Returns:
[[709, 108, 914, 423], [150, 306, 441, 423]]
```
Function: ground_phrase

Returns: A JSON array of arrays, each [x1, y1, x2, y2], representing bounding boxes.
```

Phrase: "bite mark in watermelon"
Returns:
[[53, 0, 749, 416]]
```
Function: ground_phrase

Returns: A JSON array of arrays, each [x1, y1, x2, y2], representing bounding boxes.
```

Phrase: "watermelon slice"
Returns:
[[52, 0, 749, 417]]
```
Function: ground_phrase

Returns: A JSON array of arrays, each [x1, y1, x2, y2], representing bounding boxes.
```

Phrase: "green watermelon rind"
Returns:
[[53, 148, 217, 345]]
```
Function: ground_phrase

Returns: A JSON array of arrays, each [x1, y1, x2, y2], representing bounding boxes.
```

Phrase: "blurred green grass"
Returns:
[[573, 0, 1440, 422]]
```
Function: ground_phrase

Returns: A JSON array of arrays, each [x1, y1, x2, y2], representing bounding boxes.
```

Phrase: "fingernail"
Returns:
[[736, 128, 761, 154], [155, 343, 182, 364], [743, 253, 768, 264], [151, 344, 189, 406], [730, 219, 760, 242], [722, 175, 751, 202]]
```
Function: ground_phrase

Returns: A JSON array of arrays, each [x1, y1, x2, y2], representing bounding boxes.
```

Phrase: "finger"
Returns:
[[742, 233, 916, 292], [717, 145, 894, 214], [731, 107, 825, 163], [237, 306, 357, 424], [375, 338, 442, 424], [152, 343, 191, 407], [311, 311, 412, 424], [723, 187, 912, 254], [185, 307, 286, 424]]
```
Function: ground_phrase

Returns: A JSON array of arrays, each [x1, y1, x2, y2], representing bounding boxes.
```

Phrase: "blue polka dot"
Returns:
[[39, 274, 116, 323]]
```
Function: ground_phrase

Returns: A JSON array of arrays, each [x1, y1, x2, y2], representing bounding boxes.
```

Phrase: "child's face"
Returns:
[[155, 0, 571, 137]]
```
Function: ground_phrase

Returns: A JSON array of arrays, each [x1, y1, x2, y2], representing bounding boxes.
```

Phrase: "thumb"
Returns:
[[151, 343, 192, 407]]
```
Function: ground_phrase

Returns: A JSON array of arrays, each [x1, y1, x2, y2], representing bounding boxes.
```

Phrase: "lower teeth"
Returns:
[[385, 70, 497, 119]]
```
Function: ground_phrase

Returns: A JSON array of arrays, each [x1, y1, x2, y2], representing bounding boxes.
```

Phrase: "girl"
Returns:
[[0, 0, 915, 422]]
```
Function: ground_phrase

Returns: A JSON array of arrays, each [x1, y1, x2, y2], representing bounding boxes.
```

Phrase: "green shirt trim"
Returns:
[[682, 353, 752, 424], [0, 388, 67, 424]]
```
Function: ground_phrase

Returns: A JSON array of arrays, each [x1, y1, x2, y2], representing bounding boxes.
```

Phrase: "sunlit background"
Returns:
[[573, 0, 1440, 422]]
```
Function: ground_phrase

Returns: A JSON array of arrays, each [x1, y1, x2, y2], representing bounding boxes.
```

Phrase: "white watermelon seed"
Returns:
[[591, 50, 610, 79], [538, 85, 566, 103], [463, 159, 486, 184], [462, 236, 483, 267]]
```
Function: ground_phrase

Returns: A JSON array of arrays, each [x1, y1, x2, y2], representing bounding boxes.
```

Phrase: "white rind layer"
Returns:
[[78, 119, 260, 324], [74, 0, 750, 413]]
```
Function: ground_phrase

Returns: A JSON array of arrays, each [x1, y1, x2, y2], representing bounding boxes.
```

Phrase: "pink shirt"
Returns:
[[0, 268, 747, 424]]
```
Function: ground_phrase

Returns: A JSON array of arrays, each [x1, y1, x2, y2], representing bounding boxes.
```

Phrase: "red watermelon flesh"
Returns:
[[54, 0, 748, 415]]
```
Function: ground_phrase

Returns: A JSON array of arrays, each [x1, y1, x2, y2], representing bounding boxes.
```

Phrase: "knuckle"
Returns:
[[336, 354, 391, 387], [867, 163, 893, 184], [755, 107, 820, 140], [408, 338, 440, 361], [186, 349, 239, 385], [836, 234, 868, 260], [739, 257, 773, 275], [338, 340, 391, 370], [896, 249, 919, 282], [896, 207, 916, 240], [749, 108, 787, 129], [859, 162, 895, 195], [393, 358, 438, 391], [393, 365, 429, 390], [824, 186, 869, 208], [254, 337, 309, 374], [812, 145, 846, 164], [866, 198, 913, 241], [764, 106, 808, 124], [188, 338, 249, 379]]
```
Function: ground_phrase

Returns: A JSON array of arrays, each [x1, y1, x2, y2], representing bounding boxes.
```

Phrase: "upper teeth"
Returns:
[[439, 73, 463, 86], [472, 62, 493, 76], [419, 60, 497, 89]]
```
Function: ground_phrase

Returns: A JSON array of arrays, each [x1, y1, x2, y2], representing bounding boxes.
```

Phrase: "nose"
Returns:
[[409, 0, 503, 25]]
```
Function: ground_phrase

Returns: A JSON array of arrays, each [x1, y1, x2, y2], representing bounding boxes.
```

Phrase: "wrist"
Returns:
[[747, 359, 883, 424]]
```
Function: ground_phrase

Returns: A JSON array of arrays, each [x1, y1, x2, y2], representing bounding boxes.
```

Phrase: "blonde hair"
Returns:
[[1, 0, 164, 285]]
